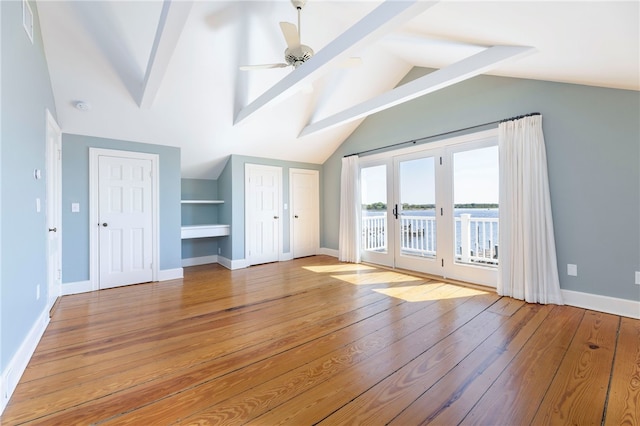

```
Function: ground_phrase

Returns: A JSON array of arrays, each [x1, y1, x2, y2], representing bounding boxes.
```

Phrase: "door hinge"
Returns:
[[439, 156, 443, 165], [441, 259, 444, 267], [58, 149, 62, 160], [440, 207, 443, 216]]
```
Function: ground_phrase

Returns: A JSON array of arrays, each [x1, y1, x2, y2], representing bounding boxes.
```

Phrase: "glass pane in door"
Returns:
[[398, 157, 436, 258], [361, 165, 388, 253], [453, 145, 499, 266]]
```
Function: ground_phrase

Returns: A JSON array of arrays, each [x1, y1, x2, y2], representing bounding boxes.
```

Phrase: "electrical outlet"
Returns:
[[567, 264, 578, 276], [635, 271, 640, 285], [36, 284, 40, 300]]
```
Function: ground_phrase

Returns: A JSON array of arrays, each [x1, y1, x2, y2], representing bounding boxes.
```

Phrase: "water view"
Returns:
[[362, 207, 499, 266]]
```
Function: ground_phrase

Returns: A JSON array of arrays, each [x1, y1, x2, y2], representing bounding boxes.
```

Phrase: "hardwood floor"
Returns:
[[2, 255, 638, 425]]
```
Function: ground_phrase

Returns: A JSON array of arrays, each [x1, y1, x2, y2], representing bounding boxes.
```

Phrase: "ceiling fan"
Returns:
[[240, 0, 315, 71]]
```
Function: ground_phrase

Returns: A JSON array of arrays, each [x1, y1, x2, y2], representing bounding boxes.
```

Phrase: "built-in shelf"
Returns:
[[181, 200, 224, 204], [181, 224, 230, 239], [181, 199, 229, 239]]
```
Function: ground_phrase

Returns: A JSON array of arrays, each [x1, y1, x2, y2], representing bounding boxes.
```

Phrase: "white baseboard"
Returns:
[[319, 247, 339, 258], [158, 268, 183, 281], [217, 255, 249, 270], [61, 280, 93, 296], [561, 289, 640, 319], [62, 268, 184, 297], [280, 252, 294, 262], [1, 307, 50, 415], [182, 255, 218, 267]]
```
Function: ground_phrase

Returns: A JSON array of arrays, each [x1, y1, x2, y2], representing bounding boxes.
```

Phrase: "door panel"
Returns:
[[291, 169, 319, 258], [246, 164, 282, 265], [360, 163, 394, 267], [447, 143, 499, 285], [46, 111, 62, 309], [394, 154, 440, 275], [99, 155, 153, 289]]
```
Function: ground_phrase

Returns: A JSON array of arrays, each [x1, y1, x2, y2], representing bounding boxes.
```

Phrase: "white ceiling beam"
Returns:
[[299, 45, 536, 137], [234, 0, 438, 125], [139, 0, 193, 109]]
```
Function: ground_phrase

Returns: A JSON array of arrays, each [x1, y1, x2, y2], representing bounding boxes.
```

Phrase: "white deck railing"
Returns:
[[362, 212, 499, 266]]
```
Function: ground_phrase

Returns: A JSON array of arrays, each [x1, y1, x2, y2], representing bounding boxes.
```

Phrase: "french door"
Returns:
[[360, 130, 499, 286]]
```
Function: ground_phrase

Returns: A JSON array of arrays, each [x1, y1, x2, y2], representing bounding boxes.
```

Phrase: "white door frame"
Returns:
[[89, 148, 159, 290], [45, 109, 62, 310], [289, 168, 320, 258]]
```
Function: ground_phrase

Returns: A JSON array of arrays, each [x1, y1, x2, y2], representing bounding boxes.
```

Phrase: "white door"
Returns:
[[246, 164, 282, 265], [46, 110, 62, 310], [290, 168, 319, 258], [98, 155, 154, 289], [360, 161, 394, 267], [393, 152, 441, 276]]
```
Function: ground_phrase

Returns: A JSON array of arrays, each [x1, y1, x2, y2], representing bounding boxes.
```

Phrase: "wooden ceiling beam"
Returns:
[[139, 0, 194, 109], [233, 0, 438, 125], [299, 45, 536, 137]]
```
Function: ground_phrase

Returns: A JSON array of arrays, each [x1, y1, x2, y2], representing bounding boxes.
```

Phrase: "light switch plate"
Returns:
[[72, 203, 80, 213], [567, 264, 577, 276], [635, 271, 640, 285], [35, 198, 41, 213]]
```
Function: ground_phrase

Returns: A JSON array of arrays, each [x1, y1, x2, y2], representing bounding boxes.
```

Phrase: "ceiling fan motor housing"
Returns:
[[291, 0, 306, 10], [285, 45, 314, 68]]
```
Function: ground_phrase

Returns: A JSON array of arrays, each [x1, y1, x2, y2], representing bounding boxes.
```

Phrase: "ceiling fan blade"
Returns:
[[339, 57, 362, 68], [239, 63, 289, 71], [279, 22, 300, 49]]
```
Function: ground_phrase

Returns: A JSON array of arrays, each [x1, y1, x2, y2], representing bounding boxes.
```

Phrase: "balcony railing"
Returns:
[[362, 212, 499, 266]]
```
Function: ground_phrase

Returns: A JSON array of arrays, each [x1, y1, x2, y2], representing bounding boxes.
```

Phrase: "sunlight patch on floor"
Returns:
[[330, 271, 423, 285], [303, 264, 378, 273], [374, 284, 489, 302]]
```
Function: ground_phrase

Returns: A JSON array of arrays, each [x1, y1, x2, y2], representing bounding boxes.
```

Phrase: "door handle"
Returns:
[[273, 216, 279, 219], [48, 227, 57, 232], [392, 204, 398, 219], [101, 223, 108, 227]]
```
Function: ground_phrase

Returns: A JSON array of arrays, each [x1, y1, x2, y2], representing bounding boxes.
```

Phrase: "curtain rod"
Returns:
[[344, 112, 541, 158]]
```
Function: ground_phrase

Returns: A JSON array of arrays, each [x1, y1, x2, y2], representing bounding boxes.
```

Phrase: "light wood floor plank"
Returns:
[[605, 316, 640, 426], [244, 292, 500, 426], [389, 302, 552, 425], [532, 310, 620, 425], [459, 305, 585, 425], [0, 256, 636, 426]]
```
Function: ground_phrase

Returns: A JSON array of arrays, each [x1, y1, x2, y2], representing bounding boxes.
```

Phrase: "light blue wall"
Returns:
[[61, 134, 182, 283], [219, 155, 322, 261], [1, 0, 57, 369], [181, 178, 220, 260], [322, 69, 640, 302]]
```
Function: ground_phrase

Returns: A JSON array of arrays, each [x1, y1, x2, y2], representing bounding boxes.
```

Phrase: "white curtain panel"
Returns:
[[498, 115, 563, 304], [338, 156, 361, 263]]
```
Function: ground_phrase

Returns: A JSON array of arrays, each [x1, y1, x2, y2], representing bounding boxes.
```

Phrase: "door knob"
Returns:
[[101, 223, 108, 227], [273, 216, 279, 219], [294, 215, 299, 218], [48, 227, 57, 232]]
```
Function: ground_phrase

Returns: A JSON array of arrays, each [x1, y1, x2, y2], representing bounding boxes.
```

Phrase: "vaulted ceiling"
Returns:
[[37, 1, 639, 179]]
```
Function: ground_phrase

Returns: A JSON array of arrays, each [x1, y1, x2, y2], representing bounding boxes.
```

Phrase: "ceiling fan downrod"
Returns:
[[291, 0, 306, 40]]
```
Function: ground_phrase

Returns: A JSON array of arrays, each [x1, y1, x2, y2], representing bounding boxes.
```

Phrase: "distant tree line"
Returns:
[[363, 203, 498, 210]]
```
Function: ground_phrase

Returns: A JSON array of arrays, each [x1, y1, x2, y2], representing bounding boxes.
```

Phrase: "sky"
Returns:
[[361, 145, 499, 206]]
